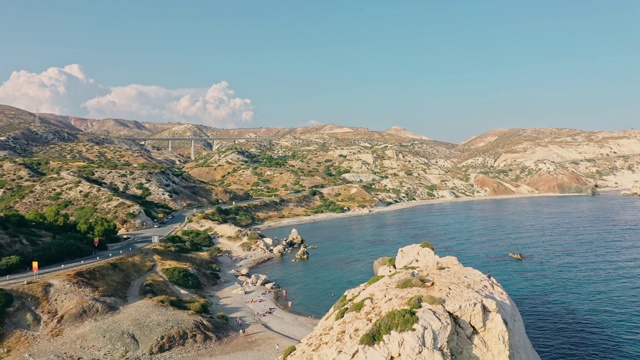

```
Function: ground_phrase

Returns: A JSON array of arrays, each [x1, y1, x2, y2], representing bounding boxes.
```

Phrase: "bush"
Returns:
[[181, 229, 213, 247], [333, 294, 348, 310], [247, 230, 261, 241], [423, 294, 443, 306], [396, 276, 430, 289], [406, 295, 423, 310], [359, 309, 418, 346], [209, 246, 223, 255], [185, 298, 210, 314], [335, 306, 348, 320], [366, 275, 384, 286], [0, 288, 13, 313], [162, 267, 201, 289], [211, 263, 221, 272], [385, 257, 396, 267], [420, 241, 434, 251], [349, 298, 369, 313], [282, 345, 296, 359], [216, 312, 229, 323], [308, 189, 322, 197]]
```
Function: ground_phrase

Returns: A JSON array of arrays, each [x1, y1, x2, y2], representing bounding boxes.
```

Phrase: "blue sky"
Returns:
[[1, 1, 639, 143]]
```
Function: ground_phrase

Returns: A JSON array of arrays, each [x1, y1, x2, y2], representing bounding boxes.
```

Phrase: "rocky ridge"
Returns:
[[288, 244, 540, 360]]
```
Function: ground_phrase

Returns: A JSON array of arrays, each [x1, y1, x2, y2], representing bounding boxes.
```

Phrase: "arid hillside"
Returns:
[[2, 104, 640, 235]]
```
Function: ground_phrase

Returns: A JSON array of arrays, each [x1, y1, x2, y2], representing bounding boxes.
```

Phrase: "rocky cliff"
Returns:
[[288, 244, 540, 360]]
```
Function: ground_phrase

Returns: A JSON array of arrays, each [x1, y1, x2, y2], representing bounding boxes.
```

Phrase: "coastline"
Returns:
[[191, 189, 624, 359], [255, 190, 622, 231]]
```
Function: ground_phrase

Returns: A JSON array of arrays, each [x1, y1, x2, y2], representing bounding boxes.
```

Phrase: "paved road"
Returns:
[[0, 195, 292, 285]]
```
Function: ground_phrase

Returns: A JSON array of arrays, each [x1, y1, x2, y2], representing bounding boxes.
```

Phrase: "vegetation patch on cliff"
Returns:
[[359, 308, 419, 346]]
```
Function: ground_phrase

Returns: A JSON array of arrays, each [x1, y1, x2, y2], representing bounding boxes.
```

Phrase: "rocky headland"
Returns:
[[287, 243, 540, 360]]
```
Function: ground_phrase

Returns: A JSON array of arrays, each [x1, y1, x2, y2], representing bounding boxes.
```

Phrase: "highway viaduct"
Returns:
[[123, 136, 278, 160]]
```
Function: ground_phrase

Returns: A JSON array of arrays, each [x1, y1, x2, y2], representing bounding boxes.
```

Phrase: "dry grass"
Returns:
[[141, 273, 174, 298], [68, 253, 153, 299]]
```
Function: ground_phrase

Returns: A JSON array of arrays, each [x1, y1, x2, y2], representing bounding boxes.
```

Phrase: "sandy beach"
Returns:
[[255, 191, 619, 231], [188, 237, 318, 360]]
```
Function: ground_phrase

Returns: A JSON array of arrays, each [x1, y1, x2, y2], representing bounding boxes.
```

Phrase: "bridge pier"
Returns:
[[212, 140, 216, 151], [191, 140, 195, 160], [168, 140, 172, 152]]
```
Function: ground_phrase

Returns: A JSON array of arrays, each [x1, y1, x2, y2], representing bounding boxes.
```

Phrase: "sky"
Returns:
[[0, 1, 639, 143]]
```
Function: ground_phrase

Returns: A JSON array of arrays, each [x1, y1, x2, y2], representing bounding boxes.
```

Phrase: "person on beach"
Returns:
[[276, 343, 279, 352], [288, 301, 292, 308]]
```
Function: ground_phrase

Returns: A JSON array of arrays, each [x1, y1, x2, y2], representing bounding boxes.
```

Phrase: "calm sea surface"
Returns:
[[254, 193, 640, 359]]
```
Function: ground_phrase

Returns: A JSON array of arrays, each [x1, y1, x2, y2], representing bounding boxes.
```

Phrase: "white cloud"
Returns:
[[306, 120, 322, 126], [0, 64, 254, 127]]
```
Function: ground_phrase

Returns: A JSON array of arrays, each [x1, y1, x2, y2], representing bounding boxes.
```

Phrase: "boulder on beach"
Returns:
[[272, 244, 286, 257], [232, 287, 246, 295], [240, 268, 250, 276], [263, 237, 274, 246]]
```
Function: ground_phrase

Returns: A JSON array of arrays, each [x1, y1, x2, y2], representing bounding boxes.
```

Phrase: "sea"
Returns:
[[254, 193, 640, 359]]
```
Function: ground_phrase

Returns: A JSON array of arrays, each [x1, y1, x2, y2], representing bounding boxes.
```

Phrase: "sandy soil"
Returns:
[[188, 238, 317, 360]]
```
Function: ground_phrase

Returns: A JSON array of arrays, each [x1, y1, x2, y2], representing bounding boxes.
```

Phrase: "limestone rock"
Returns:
[[289, 244, 540, 360], [373, 257, 394, 276], [296, 246, 309, 259], [285, 228, 305, 247], [272, 244, 286, 257], [263, 237, 274, 246], [232, 287, 246, 295]]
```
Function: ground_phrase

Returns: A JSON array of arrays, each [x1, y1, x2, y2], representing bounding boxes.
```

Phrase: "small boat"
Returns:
[[508, 252, 524, 260]]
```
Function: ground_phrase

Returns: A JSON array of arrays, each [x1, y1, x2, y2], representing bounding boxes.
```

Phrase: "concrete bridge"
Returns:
[[124, 136, 278, 160]]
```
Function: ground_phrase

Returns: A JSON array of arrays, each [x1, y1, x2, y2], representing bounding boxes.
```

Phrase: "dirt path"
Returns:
[[127, 269, 153, 304]]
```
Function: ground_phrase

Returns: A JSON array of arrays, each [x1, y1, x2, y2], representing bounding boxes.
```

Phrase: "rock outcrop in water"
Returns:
[[287, 243, 540, 360]]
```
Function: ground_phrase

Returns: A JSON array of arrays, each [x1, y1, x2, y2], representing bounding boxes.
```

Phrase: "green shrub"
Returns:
[[181, 229, 213, 247], [396, 278, 415, 289], [185, 299, 209, 314], [0, 288, 13, 314], [406, 295, 423, 310], [396, 276, 430, 289], [162, 267, 201, 289], [366, 275, 384, 286], [216, 312, 229, 323], [282, 345, 296, 359], [211, 263, 221, 272], [209, 246, 223, 255], [385, 257, 396, 267], [308, 189, 322, 197], [359, 309, 418, 346], [247, 230, 261, 241], [349, 298, 370, 313], [423, 294, 443, 306], [333, 294, 348, 310], [335, 306, 348, 320], [420, 242, 434, 251]]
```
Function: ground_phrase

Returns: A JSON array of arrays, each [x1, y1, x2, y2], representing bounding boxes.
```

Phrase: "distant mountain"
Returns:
[[384, 126, 431, 140], [1, 104, 640, 234]]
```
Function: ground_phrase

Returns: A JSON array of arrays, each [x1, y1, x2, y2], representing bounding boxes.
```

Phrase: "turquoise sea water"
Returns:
[[254, 194, 640, 359]]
